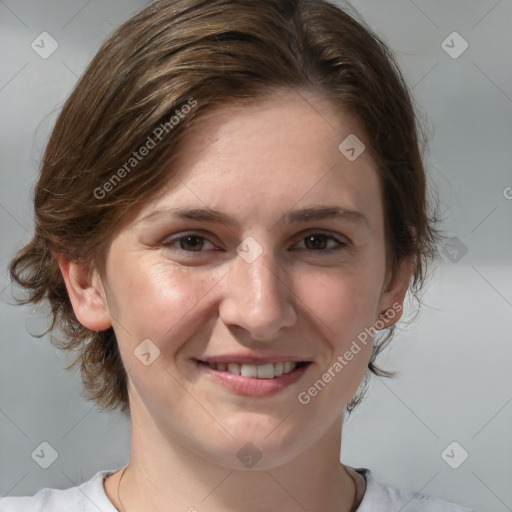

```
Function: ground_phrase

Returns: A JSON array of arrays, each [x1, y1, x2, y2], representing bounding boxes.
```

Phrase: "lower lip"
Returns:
[[195, 361, 311, 396]]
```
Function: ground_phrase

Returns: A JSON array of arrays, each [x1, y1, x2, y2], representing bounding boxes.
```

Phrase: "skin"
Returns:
[[56, 88, 412, 512]]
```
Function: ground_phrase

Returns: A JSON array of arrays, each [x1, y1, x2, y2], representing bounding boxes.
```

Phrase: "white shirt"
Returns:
[[0, 467, 479, 511]]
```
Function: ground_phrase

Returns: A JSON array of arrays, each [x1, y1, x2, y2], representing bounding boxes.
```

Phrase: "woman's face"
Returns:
[[65, 89, 410, 469]]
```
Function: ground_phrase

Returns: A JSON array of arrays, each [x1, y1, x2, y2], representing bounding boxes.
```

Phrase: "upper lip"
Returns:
[[197, 355, 312, 364]]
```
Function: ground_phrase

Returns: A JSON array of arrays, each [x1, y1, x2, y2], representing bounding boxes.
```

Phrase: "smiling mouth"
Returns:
[[197, 360, 310, 379]]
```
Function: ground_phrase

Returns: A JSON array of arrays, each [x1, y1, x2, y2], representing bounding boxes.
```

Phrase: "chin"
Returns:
[[196, 426, 306, 471]]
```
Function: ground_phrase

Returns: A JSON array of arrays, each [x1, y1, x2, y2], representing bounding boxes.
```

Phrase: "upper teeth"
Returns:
[[207, 361, 300, 378]]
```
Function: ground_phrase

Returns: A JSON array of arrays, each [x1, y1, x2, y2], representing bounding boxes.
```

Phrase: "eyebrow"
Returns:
[[137, 206, 369, 229]]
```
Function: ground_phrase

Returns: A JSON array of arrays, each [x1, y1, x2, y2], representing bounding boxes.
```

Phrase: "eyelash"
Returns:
[[162, 231, 347, 255]]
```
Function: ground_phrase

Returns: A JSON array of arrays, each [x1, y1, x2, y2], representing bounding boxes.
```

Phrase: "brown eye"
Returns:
[[304, 234, 329, 250], [297, 233, 345, 253], [178, 235, 205, 251], [162, 232, 216, 253]]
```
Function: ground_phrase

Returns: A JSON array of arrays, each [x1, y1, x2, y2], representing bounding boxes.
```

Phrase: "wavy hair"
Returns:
[[9, 0, 440, 415]]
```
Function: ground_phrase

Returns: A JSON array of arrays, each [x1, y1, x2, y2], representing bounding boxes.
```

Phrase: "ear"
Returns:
[[53, 252, 112, 331], [375, 255, 414, 329]]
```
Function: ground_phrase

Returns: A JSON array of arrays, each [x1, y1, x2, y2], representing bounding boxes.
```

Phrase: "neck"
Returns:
[[108, 400, 360, 512]]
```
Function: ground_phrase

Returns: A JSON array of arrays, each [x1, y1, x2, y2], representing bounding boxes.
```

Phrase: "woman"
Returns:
[[3, 0, 479, 510]]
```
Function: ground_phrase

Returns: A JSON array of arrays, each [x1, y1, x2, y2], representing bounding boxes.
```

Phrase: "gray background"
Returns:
[[1, 1, 511, 511]]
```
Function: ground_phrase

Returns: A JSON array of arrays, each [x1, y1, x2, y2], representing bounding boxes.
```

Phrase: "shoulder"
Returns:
[[355, 468, 480, 512], [0, 469, 118, 512]]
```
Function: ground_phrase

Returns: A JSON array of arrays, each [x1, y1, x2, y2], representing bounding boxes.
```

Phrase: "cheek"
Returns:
[[308, 263, 384, 342], [105, 253, 222, 349], [294, 272, 378, 411]]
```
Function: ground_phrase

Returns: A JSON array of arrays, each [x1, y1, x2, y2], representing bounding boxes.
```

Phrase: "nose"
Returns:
[[218, 249, 297, 342]]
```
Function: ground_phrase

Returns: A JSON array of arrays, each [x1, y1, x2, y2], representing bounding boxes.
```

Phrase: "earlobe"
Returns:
[[376, 255, 414, 329], [53, 252, 112, 331]]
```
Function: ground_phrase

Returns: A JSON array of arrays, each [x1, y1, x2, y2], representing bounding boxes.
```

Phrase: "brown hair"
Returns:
[[9, 0, 440, 415]]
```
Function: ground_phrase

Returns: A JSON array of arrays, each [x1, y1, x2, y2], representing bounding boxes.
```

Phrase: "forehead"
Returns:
[[123, 89, 383, 232]]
